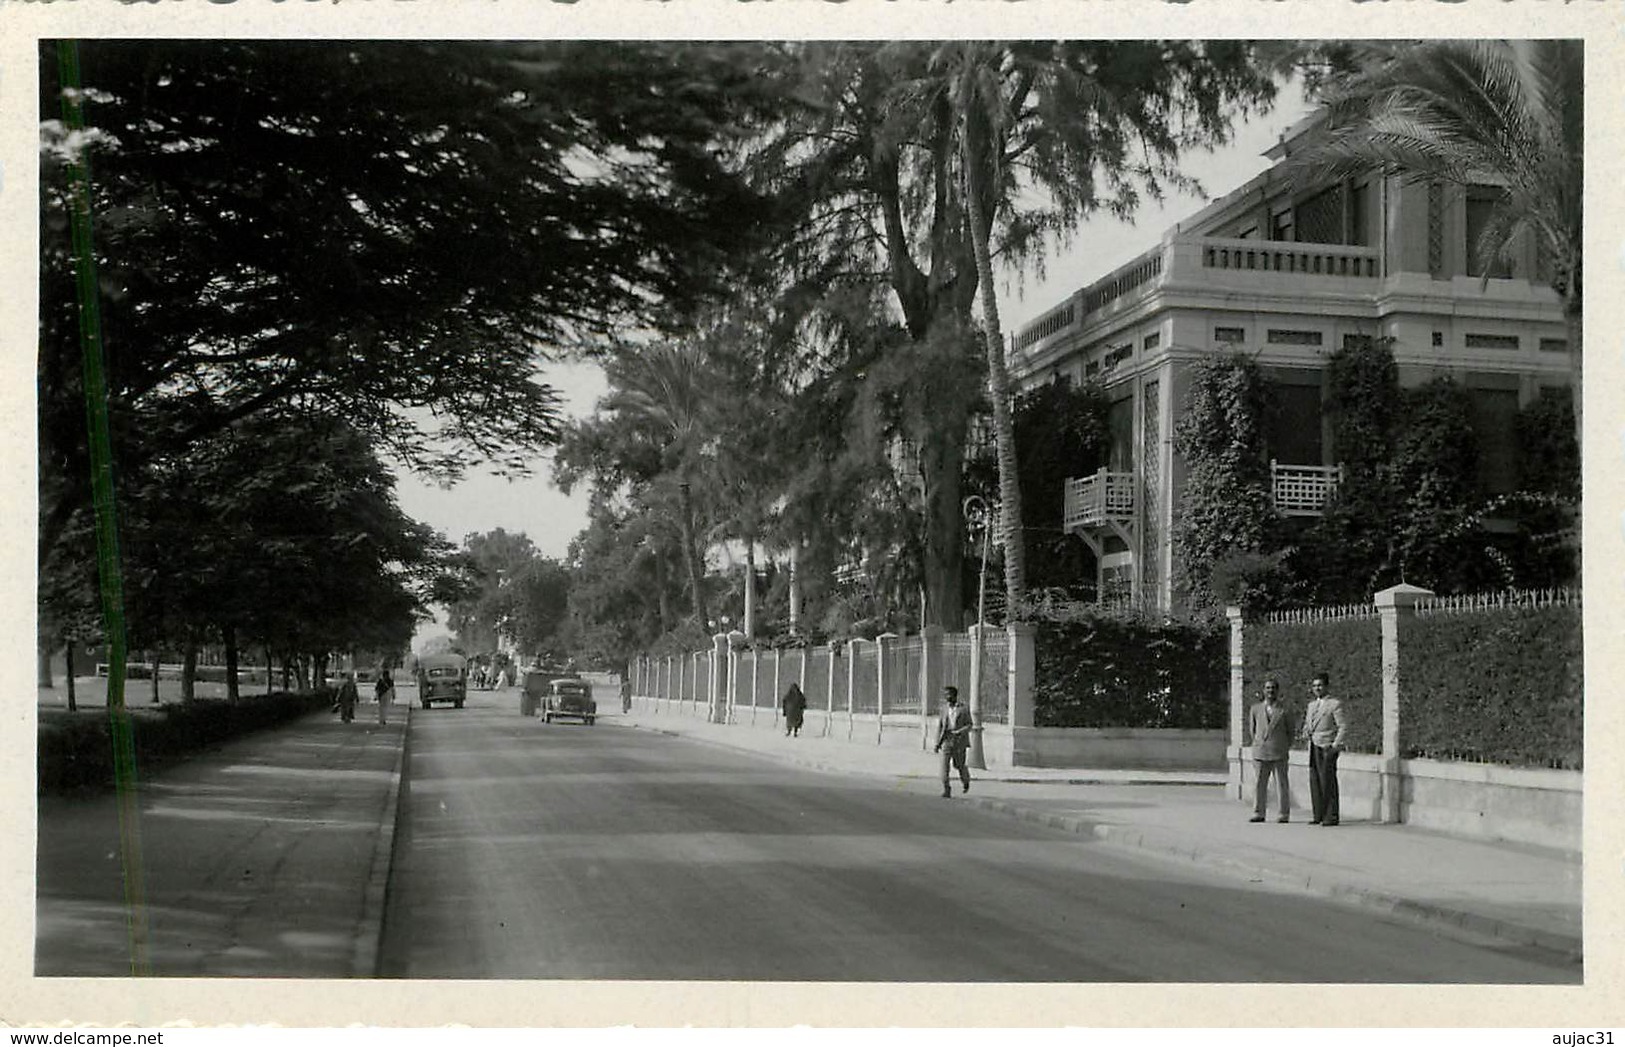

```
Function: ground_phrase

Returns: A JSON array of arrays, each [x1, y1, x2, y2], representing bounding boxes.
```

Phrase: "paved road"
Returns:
[[378, 701, 1576, 982]]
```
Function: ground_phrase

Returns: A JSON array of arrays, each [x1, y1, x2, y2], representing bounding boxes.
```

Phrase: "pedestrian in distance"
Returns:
[[375, 668, 394, 725], [1248, 678, 1293, 823], [621, 677, 633, 714], [1300, 671, 1349, 826], [336, 672, 359, 724], [934, 686, 973, 798], [781, 682, 807, 737]]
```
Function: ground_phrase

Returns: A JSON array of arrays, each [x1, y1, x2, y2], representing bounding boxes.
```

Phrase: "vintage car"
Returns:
[[541, 676, 596, 725], [416, 652, 467, 710]]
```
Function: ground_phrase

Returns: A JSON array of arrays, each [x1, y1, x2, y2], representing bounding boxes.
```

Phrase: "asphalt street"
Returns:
[[377, 698, 1574, 982]]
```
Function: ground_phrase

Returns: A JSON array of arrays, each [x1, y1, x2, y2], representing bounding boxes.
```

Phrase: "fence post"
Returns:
[[920, 626, 943, 751], [825, 644, 837, 737], [1226, 606, 1245, 801], [876, 632, 896, 745], [1376, 584, 1432, 825], [713, 633, 731, 724], [967, 625, 985, 768], [846, 638, 863, 740], [1004, 621, 1036, 769]]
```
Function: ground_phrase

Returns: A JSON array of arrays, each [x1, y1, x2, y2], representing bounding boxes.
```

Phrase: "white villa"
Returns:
[[1007, 112, 1573, 610]]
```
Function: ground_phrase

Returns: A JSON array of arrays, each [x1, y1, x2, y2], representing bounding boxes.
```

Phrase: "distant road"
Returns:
[[377, 700, 1572, 982]]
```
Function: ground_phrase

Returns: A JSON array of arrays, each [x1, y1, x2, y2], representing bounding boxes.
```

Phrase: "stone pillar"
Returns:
[[825, 644, 837, 737], [876, 633, 897, 744], [1226, 606, 1246, 800], [771, 647, 782, 729], [714, 633, 734, 724], [1376, 583, 1432, 824], [846, 638, 863, 740], [1006, 622, 1036, 729], [966, 625, 987, 770], [749, 648, 759, 726]]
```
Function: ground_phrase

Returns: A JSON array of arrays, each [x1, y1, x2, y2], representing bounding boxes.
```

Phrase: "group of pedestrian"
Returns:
[[333, 667, 396, 726], [1248, 671, 1348, 827]]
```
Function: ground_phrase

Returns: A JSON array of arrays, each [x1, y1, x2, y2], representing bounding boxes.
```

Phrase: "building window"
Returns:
[[1266, 382, 1325, 466], [1236, 225, 1258, 240], [1465, 187, 1514, 279], [1465, 333, 1520, 351], [1107, 396, 1135, 473], [1539, 338, 1569, 353], [1295, 185, 1344, 245], [1267, 329, 1323, 346], [1348, 181, 1370, 247], [1142, 331, 1161, 351], [1431, 331, 1444, 348], [1342, 334, 1374, 351], [1214, 326, 1246, 344], [1271, 209, 1294, 242]]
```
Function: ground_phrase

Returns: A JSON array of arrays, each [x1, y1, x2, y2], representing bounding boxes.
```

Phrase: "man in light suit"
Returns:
[[1248, 679, 1293, 823], [933, 686, 973, 798], [1300, 671, 1349, 826]]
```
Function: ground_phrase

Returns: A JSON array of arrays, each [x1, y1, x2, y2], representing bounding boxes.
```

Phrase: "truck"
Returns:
[[416, 652, 468, 710]]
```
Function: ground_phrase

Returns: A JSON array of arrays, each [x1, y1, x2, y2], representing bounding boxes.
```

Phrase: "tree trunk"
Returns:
[[679, 480, 706, 624], [181, 639, 198, 702], [266, 649, 274, 696], [743, 539, 757, 640], [64, 640, 76, 712], [921, 420, 967, 632], [151, 650, 160, 704], [281, 655, 292, 692], [38, 637, 54, 689], [224, 623, 240, 702], [964, 132, 1027, 614], [788, 544, 801, 634], [653, 552, 672, 634]]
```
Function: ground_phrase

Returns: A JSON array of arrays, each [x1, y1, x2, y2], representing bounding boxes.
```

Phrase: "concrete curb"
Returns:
[[968, 795, 1582, 963], [351, 703, 411, 978], [627, 716, 1581, 964]]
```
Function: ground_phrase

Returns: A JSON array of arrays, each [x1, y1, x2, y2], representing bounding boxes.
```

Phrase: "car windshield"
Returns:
[[426, 667, 460, 678]]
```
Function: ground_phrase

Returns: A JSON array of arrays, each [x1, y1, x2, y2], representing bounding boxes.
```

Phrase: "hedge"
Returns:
[[1243, 617, 1383, 753], [38, 689, 336, 793], [1034, 613, 1227, 728], [1399, 606, 1582, 769]]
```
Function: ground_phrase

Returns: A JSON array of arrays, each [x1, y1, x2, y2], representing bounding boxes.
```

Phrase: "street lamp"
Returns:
[[961, 495, 993, 771]]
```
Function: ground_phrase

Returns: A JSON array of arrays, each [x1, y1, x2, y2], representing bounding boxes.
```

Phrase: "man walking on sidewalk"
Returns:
[[934, 686, 973, 798], [1301, 671, 1349, 826], [1248, 679, 1293, 823]]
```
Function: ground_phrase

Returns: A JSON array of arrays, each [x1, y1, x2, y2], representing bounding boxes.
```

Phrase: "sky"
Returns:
[[396, 81, 1315, 643]]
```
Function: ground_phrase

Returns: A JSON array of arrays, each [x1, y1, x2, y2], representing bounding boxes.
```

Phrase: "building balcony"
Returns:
[[1063, 469, 1136, 532], [1272, 460, 1342, 516]]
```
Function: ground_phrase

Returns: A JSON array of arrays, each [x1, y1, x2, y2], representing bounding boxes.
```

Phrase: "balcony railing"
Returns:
[[1271, 461, 1342, 516], [1063, 469, 1136, 531], [1201, 237, 1379, 279]]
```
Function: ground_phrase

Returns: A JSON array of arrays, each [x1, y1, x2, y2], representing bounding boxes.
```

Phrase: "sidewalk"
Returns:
[[618, 705, 1583, 961], [34, 701, 409, 977]]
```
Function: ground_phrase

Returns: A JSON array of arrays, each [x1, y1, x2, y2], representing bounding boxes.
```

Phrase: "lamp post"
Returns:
[[962, 495, 992, 770]]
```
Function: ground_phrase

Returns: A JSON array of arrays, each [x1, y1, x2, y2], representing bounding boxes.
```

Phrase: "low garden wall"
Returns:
[[1014, 727, 1226, 771], [1229, 586, 1582, 850]]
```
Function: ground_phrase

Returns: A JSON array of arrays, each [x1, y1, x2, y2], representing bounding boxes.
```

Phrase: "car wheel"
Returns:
[[454, 699, 464, 709], [586, 716, 595, 725], [421, 700, 430, 710]]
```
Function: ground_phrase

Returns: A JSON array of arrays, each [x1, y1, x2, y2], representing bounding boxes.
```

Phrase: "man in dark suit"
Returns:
[[1300, 671, 1350, 826], [1248, 678, 1293, 823], [934, 686, 973, 798]]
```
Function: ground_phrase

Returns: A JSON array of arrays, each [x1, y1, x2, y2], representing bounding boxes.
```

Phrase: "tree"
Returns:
[[1284, 40, 1583, 449], [748, 42, 1277, 626], [38, 40, 779, 575]]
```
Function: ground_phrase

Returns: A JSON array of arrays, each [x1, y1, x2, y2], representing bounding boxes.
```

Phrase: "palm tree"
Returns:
[[1285, 40, 1583, 449], [605, 342, 713, 625], [892, 41, 1279, 613]]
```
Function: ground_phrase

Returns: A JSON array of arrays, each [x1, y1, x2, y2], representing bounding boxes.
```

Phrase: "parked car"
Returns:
[[543, 677, 596, 724], [416, 653, 467, 709]]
